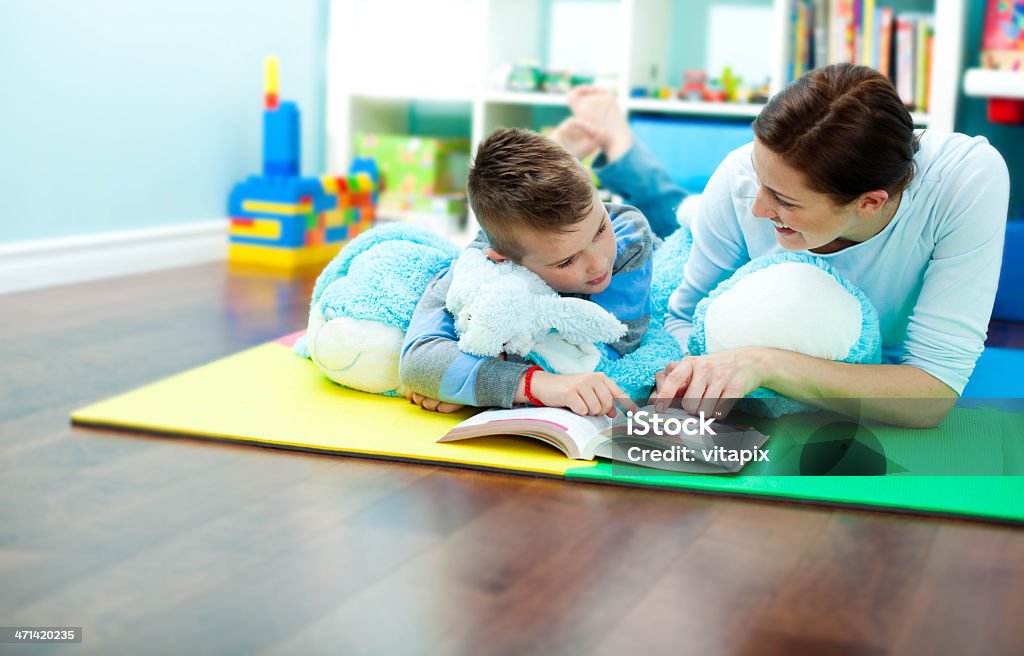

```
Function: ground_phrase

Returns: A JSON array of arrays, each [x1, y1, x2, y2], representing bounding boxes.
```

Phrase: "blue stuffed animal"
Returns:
[[299, 221, 880, 414], [298, 223, 691, 401], [297, 223, 459, 396]]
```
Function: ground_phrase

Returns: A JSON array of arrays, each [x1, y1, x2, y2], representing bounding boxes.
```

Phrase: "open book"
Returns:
[[438, 405, 770, 474]]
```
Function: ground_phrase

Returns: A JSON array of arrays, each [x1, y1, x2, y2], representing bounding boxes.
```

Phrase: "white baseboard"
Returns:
[[0, 220, 229, 295]]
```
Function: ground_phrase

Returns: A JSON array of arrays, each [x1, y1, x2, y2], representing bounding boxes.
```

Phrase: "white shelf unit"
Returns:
[[326, 0, 967, 238], [963, 69, 1024, 100]]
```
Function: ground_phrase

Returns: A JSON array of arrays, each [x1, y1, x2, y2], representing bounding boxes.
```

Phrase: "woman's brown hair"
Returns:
[[753, 64, 920, 205]]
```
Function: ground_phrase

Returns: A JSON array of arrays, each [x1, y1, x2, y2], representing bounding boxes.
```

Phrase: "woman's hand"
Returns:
[[406, 390, 466, 414], [650, 348, 769, 418]]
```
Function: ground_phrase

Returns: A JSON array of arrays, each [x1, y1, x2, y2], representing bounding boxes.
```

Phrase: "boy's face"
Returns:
[[493, 193, 617, 295]]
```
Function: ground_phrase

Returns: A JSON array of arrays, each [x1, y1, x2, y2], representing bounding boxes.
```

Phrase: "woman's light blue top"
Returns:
[[595, 130, 1010, 394]]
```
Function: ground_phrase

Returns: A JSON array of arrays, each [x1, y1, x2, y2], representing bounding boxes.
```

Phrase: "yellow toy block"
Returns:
[[228, 242, 344, 273], [241, 199, 312, 216], [264, 56, 279, 96], [324, 209, 343, 227], [229, 218, 282, 240], [320, 176, 339, 195]]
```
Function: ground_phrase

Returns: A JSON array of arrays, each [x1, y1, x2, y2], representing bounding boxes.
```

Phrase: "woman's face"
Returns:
[[750, 139, 883, 252]]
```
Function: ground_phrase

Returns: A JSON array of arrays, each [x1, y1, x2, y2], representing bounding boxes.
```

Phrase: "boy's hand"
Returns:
[[406, 390, 466, 414], [527, 371, 639, 418]]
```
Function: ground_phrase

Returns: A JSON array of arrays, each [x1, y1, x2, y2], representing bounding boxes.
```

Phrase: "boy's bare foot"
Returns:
[[549, 116, 602, 161], [566, 86, 634, 163]]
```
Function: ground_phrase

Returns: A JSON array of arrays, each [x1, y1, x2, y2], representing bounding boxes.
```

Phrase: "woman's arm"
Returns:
[[653, 348, 958, 428]]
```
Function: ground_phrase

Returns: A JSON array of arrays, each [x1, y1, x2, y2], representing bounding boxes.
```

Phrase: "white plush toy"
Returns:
[[687, 251, 882, 415], [688, 252, 880, 362], [445, 248, 627, 374]]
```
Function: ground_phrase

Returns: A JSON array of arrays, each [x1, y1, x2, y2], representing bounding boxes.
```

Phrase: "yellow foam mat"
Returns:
[[71, 341, 592, 477]]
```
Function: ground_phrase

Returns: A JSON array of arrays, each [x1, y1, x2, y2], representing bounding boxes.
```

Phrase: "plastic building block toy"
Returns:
[[542, 70, 573, 93], [720, 67, 741, 102], [681, 70, 707, 101], [703, 78, 727, 103], [227, 56, 379, 273], [508, 61, 543, 92]]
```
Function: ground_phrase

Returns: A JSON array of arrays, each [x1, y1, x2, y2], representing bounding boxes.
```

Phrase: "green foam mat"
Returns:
[[566, 405, 1024, 524]]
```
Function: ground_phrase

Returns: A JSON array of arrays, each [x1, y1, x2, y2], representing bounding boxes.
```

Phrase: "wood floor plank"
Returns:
[[1, 263, 1022, 655]]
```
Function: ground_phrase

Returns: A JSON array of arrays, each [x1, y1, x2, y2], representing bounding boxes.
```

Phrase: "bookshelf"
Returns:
[[326, 0, 968, 239]]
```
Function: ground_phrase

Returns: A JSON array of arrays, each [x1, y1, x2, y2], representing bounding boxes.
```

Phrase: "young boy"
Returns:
[[399, 127, 655, 417]]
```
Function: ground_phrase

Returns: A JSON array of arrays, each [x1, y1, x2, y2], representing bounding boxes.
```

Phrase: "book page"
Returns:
[[440, 407, 613, 459]]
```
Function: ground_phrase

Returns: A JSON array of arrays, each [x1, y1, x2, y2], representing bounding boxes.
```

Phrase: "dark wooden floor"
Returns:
[[2, 263, 1023, 656]]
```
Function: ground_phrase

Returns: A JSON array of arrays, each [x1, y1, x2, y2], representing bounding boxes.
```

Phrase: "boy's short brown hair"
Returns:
[[467, 127, 596, 260]]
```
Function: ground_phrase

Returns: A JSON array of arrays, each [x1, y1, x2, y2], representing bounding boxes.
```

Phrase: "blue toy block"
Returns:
[[993, 220, 1024, 323], [263, 101, 300, 178], [325, 225, 349, 243], [350, 156, 381, 184], [227, 175, 331, 218]]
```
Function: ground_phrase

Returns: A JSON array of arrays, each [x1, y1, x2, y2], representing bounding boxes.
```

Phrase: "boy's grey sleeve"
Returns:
[[399, 266, 532, 408]]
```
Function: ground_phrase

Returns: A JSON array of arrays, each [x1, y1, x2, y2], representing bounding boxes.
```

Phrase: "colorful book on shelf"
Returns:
[[878, 7, 894, 79], [853, 0, 863, 65], [914, 16, 933, 113], [862, 0, 876, 67], [813, 0, 829, 71], [829, 0, 856, 64], [981, 0, 1024, 70], [894, 13, 924, 109], [793, 0, 807, 79], [438, 406, 771, 475], [813, 2, 918, 84]]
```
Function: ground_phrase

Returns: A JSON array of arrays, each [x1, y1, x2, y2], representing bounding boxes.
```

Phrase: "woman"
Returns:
[[555, 64, 1010, 427]]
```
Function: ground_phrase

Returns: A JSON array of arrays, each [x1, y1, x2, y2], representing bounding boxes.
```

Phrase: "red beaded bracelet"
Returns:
[[523, 365, 544, 407]]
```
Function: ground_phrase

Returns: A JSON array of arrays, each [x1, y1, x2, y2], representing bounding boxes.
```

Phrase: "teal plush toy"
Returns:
[[297, 223, 460, 396], [297, 224, 690, 401], [298, 222, 880, 416]]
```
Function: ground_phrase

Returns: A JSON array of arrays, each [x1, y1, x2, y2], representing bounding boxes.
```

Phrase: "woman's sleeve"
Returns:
[[900, 144, 1010, 395], [592, 141, 687, 239], [663, 150, 751, 350]]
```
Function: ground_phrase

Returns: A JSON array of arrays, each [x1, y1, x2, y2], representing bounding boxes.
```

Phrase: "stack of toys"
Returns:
[[629, 68, 769, 104], [495, 60, 614, 95], [227, 57, 379, 273]]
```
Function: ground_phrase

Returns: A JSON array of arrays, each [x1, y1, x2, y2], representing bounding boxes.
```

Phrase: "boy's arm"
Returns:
[[592, 141, 687, 240], [400, 266, 532, 409]]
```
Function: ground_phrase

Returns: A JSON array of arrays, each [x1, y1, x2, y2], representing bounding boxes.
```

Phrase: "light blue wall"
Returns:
[[0, 0, 328, 244]]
